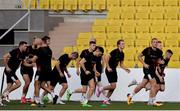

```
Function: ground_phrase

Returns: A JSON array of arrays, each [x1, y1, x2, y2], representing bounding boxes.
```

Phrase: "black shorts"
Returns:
[[35, 68, 51, 82], [105, 68, 117, 83], [20, 66, 34, 82], [80, 71, 95, 86], [143, 66, 156, 80], [50, 70, 67, 87], [4, 69, 19, 83]]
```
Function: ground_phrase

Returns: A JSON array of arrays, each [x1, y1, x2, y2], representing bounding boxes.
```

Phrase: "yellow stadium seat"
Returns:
[[121, 0, 135, 6], [108, 7, 122, 13], [136, 20, 151, 26], [72, 46, 78, 52], [77, 38, 89, 46], [106, 26, 120, 33], [151, 6, 164, 13], [92, 0, 106, 11], [106, 39, 118, 47], [94, 19, 107, 26], [77, 32, 92, 39], [135, 40, 150, 47], [123, 47, 137, 54], [150, 26, 164, 33], [136, 33, 151, 40], [149, 0, 163, 6], [135, 60, 143, 68], [51, 0, 64, 11], [165, 40, 179, 47], [166, 33, 180, 40], [121, 26, 135, 33], [107, 33, 122, 39], [135, 0, 149, 6], [78, 0, 92, 11], [164, 7, 179, 19], [107, 0, 120, 10], [96, 39, 105, 46], [164, 0, 178, 6], [92, 25, 106, 33], [107, 12, 120, 20], [169, 47, 180, 55], [51, 59, 58, 69], [151, 20, 166, 26], [170, 54, 180, 61], [166, 20, 180, 26], [136, 47, 145, 54], [106, 46, 116, 53], [123, 61, 135, 68], [135, 12, 149, 19], [121, 12, 135, 19], [168, 61, 180, 68], [136, 26, 150, 33], [137, 7, 151, 13], [122, 33, 136, 40], [150, 12, 164, 19], [123, 20, 136, 26], [31, 0, 37, 9], [108, 20, 123, 26], [151, 33, 166, 41], [40, 0, 50, 9], [77, 46, 89, 53], [165, 26, 179, 33], [93, 33, 106, 39], [64, 46, 73, 53], [124, 54, 135, 61], [64, 0, 78, 11], [124, 39, 135, 47], [122, 7, 136, 13]]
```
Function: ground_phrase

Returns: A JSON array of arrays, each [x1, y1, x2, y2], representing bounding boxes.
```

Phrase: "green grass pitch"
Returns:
[[1, 101, 180, 110]]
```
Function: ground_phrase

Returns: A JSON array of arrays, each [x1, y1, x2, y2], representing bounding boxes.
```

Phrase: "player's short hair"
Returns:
[[89, 41, 96, 45], [71, 52, 79, 58], [41, 36, 50, 42], [166, 49, 173, 55], [157, 40, 162, 43], [151, 38, 158, 43], [95, 46, 104, 53], [19, 41, 27, 46], [117, 39, 124, 45]]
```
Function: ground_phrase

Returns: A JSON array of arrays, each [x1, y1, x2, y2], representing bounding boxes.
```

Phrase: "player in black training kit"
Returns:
[[97, 40, 130, 105], [33, 36, 55, 106], [20, 38, 42, 103], [127, 38, 163, 106], [74, 40, 96, 102], [67, 46, 104, 107], [48, 52, 79, 104], [0, 41, 28, 106]]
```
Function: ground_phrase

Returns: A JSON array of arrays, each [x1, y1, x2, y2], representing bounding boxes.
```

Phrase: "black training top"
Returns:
[[36, 46, 52, 70], [81, 52, 96, 72], [142, 47, 163, 66], [80, 49, 91, 59], [160, 58, 170, 73], [22, 45, 38, 66], [108, 48, 124, 69], [8, 48, 26, 71], [59, 54, 71, 68]]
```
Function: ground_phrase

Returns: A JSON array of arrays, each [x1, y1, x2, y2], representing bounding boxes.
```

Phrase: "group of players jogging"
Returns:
[[0, 36, 173, 107]]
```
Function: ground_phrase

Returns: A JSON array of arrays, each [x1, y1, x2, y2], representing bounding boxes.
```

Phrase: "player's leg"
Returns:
[[21, 74, 31, 103], [33, 73, 41, 104], [127, 78, 148, 105], [7, 74, 21, 94], [56, 83, 68, 104], [67, 72, 88, 102], [84, 79, 95, 103]]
